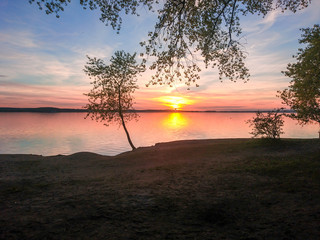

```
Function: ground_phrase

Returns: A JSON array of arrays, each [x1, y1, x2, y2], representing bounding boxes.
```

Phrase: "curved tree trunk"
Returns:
[[120, 112, 136, 150], [118, 86, 136, 150]]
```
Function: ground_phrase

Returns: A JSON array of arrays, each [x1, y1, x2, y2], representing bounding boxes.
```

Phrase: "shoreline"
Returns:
[[1, 138, 319, 239], [0, 138, 318, 157]]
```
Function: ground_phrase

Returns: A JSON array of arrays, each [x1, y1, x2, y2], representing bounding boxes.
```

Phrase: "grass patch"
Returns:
[[232, 152, 320, 193], [1, 139, 320, 239]]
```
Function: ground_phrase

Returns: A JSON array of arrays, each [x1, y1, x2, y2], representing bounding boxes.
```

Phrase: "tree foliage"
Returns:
[[279, 24, 320, 125], [84, 51, 145, 150], [246, 110, 284, 139], [30, 0, 311, 87]]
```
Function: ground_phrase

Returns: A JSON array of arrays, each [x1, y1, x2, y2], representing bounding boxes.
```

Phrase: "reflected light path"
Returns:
[[163, 113, 189, 129]]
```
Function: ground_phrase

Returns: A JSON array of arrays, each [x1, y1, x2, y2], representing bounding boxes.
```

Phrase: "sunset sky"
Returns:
[[1, 0, 320, 111]]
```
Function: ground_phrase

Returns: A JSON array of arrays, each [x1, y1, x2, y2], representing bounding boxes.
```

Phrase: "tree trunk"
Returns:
[[120, 112, 136, 150], [117, 79, 136, 150]]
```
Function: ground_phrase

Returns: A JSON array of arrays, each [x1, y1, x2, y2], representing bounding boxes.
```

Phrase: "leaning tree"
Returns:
[[279, 24, 320, 127], [84, 51, 145, 150], [30, 0, 312, 87]]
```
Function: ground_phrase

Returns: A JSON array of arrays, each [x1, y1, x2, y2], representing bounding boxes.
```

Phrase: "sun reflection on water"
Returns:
[[163, 113, 189, 129]]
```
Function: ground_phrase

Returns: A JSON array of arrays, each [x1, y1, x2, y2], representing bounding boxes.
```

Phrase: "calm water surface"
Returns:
[[0, 112, 318, 156]]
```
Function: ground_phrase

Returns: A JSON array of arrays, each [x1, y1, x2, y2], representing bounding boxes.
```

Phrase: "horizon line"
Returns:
[[0, 107, 293, 113]]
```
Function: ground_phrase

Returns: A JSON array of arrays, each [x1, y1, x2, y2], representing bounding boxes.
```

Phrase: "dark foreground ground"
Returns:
[[1, 139, 320, 239]]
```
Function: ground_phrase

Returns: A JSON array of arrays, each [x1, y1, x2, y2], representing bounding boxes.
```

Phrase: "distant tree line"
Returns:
[[0, 107, 87, 113]]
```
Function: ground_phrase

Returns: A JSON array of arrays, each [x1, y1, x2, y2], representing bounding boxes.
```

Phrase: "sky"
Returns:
[[0, 0, 320, 111]]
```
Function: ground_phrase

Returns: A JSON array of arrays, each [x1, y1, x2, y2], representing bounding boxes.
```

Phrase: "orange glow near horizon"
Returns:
[[155, 96, 195, 110]]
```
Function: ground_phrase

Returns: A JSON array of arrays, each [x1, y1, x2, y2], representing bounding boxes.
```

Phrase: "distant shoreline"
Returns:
[[0, 107, 87, 113], [0, 107, 294, 113]]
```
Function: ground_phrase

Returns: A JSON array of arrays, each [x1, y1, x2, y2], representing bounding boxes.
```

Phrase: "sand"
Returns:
[[1, 139, 320, 239]]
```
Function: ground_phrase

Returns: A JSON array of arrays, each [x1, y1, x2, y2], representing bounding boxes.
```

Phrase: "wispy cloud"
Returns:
[[0, 28, 90, 85], [0, 30, 39, 48], [0, 80, 89, 108]]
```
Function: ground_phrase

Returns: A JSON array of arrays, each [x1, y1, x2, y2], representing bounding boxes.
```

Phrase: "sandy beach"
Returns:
[[1, 139, 319, 239]]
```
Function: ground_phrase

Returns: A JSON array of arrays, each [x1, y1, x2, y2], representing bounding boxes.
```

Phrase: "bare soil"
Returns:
[[1, 139, 320, 239]]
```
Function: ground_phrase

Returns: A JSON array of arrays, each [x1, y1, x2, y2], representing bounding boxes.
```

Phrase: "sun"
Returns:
[[155, 96, 194, 110], [172, 104, 180, 110]]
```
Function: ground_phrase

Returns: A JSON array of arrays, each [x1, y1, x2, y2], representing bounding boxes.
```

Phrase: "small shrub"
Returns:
[[246, 110, 284, 139]]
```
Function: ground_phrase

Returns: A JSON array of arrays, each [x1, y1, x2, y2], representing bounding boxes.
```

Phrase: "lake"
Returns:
[[0, 112, 318, 156]]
